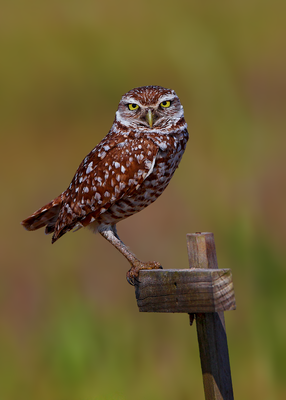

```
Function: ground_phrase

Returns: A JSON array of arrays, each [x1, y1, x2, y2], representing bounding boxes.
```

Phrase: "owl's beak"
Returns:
[[146, 109, 154, 128]]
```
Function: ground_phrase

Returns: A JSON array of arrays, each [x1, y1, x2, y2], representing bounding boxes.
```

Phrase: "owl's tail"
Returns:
[[21, 195, 62, 235]]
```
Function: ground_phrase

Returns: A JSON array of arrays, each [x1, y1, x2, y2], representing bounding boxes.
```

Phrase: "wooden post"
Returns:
[[187, 232, 234, 400], [135, 232, 235, 400]]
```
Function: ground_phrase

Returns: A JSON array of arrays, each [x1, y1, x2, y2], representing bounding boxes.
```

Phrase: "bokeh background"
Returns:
[[1, 1, 286, 399]]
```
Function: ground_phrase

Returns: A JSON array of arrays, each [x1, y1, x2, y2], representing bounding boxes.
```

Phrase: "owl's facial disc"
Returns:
[[115, 86, 185, 131]]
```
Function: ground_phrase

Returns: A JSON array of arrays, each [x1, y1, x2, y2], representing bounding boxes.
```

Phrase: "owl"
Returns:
[[22, 86, 189, 285]]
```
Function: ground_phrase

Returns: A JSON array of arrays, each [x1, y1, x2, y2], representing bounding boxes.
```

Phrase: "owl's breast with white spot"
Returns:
[[98, 129, 188, 225]]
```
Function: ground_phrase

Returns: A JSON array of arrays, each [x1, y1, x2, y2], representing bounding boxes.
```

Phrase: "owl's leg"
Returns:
[[98, 224, 162, 285]]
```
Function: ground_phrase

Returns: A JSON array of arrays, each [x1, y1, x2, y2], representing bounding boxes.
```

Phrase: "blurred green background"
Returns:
[[1, 0, 286, 399]]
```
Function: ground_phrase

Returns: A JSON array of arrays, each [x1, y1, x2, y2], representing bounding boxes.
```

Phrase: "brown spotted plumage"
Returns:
[[22, 86, 189, 284]]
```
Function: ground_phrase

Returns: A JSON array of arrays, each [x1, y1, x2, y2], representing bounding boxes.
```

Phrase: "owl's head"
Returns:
[[115, 86, 185, 132]]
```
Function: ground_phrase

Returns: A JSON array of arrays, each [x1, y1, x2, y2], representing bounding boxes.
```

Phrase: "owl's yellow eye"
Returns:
[[128, 103, 139, 111], [160, 100, 171, 108]]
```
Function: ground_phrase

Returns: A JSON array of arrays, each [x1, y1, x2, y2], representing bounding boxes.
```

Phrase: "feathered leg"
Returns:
[[98, 224, 162, 285]]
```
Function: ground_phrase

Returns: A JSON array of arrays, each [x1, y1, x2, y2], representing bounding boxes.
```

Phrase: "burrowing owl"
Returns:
[[22, 86, 189, 284]]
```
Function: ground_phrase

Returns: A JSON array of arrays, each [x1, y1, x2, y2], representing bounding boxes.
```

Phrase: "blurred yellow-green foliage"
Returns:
[[1, 0, 286, 399]]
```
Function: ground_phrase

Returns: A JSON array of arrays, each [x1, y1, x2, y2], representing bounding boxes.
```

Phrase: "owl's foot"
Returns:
[[126, 261, 162, 286]]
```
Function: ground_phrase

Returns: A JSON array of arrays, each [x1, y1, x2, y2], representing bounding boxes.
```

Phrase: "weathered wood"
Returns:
[[136, 269, 236, 313], [187, 232, 234, 400]]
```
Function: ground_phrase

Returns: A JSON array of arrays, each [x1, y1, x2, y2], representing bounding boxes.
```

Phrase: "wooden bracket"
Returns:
[[136, 268, 236, 313]]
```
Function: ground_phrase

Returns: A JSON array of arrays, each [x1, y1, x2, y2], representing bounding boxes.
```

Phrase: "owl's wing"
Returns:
[[52, 136, 158, 242]]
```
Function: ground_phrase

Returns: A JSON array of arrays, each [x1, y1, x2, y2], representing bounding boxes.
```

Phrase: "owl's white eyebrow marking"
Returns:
[[122, 96, 140, 105], [157, 95, 175, 104]]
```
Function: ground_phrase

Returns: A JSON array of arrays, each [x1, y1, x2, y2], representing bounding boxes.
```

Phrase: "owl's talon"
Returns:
[[126, 273, 140, 286], [126, 275, 134, 286], [126, 261, 162, 286], [126, 269, 140, 286]]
